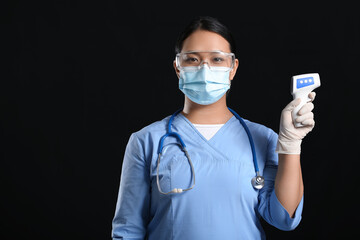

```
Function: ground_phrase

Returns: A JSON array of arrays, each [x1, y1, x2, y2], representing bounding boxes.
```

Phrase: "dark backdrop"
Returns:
[[2, 1, 359, 239]]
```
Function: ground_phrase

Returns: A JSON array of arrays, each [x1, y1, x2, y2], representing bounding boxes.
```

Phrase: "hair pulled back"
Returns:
[[175, 16, 236, 54]]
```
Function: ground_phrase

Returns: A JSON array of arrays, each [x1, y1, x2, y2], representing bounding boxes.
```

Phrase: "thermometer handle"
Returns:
[[292, 91, 312, 128]]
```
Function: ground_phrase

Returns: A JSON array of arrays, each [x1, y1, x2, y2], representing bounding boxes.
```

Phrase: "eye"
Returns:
[[184, 57, 199, 63], [213, 57, 224, 62]]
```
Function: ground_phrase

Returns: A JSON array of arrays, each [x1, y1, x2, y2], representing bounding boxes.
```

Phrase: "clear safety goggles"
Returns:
[[175, 51, 235, 72]]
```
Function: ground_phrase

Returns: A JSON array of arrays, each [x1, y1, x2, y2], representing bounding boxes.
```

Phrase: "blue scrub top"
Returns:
[[112, 113, 303, 240]]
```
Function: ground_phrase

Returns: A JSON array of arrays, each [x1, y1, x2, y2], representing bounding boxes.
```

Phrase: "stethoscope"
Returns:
[[156, 108, 264, 195]]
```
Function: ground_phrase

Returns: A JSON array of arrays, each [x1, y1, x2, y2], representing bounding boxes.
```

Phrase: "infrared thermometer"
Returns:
[[291, 73, 321, 128]]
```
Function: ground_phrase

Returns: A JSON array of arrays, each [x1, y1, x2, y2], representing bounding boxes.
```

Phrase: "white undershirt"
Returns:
[[193, 124, 225, 140]]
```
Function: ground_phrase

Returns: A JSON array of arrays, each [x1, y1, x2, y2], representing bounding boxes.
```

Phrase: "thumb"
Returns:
[[283, 98, 301, 112]]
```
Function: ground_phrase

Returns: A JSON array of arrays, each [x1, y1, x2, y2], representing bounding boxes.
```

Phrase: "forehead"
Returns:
[[181, 30, 231, 53]]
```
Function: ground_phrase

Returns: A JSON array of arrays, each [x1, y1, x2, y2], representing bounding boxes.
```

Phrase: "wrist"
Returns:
[[275, 137, 302, 154]]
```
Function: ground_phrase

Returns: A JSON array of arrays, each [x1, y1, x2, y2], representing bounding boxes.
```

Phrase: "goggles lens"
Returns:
[[176, 51, 235, 71]]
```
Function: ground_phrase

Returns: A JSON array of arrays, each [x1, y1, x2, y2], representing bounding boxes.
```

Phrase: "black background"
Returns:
[[2, 1, 359, 239]]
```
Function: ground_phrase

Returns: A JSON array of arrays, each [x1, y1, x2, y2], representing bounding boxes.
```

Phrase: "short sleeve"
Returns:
[[257, 130, 304, 231], [112, 133, 150, 240]]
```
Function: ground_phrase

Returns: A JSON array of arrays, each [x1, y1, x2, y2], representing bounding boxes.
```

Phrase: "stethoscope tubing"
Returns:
[[227, 108, 259, 173], [156, 108, 264, 194]]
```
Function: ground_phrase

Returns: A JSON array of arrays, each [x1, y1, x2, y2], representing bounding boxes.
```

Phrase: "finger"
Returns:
[[301, 118, 315, 127], [298, 102, 314, 115], [308, 92, 316, 101], [283, 98, 301, 112], [295, 112, 314, 123]]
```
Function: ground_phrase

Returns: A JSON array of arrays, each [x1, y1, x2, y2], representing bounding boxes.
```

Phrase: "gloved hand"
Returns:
[[276, 92, 316, 154]]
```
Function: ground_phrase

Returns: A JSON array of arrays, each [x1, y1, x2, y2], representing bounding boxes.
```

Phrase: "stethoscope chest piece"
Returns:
[[251, 173, 265, 190]]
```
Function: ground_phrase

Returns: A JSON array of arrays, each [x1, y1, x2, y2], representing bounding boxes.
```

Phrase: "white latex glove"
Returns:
[[276, 92, 316, 154]]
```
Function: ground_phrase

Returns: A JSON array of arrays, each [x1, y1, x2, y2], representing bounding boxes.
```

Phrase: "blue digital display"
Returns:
[[297, 77, 314, 89]]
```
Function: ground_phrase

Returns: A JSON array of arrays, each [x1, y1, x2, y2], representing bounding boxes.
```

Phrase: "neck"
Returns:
[[181, 95, 233, 124]]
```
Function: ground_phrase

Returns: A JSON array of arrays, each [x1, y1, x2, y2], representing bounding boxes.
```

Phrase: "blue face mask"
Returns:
[[179, 65, 231, 105]]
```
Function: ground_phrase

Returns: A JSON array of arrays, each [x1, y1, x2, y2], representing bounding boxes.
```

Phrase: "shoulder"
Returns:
[[124, 115, 171, 161], [131, 115, 171, 143], [243, 118, 278, 141], [242, 119, 279, 162]]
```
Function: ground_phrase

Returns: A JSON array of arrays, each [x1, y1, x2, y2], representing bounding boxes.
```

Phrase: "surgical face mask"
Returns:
[[179, 65, 231, 105]]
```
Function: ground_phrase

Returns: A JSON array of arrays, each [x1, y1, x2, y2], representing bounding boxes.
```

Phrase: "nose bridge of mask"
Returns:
[[199, 64, 229, 84], [199, 64, 212, 80]]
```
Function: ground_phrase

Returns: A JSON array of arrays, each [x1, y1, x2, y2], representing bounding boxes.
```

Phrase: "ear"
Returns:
[[173, 60, 180, 79], [229, 58, 239, 81]]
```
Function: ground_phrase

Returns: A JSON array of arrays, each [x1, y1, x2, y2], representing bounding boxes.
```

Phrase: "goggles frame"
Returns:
[[175, 50, 235, 72]]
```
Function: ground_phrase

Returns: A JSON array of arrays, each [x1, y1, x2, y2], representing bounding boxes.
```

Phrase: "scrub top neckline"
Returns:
[[177, 113, 237, 144], [174, 113, 240, 163]]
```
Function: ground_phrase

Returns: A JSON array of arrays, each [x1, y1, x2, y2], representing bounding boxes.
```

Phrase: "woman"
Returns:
[[112, 16, 316, 239]]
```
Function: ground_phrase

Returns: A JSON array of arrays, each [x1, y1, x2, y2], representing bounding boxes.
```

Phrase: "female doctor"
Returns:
[[112, 16, 316, 240]]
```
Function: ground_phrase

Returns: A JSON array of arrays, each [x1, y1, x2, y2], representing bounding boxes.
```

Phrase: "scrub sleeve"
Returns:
[[112, 133, 150, 240], [258, 130, 303, 231]]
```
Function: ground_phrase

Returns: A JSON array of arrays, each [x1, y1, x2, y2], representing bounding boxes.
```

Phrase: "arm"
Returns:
[[112, 133, 150, 240], [275, 154, 303, 217], [275, 92, 316, 217], [257, 131, 304, 231]]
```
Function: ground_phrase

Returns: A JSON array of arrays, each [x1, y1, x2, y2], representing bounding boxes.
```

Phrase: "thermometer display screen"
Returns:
[[296, 77, 314, 89]]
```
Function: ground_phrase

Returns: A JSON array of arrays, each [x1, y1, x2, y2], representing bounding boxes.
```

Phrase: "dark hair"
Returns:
[[174, 16, 236, 54]]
